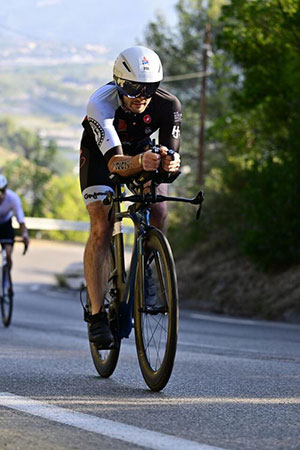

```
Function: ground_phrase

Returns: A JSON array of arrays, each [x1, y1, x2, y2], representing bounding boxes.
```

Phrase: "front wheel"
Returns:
[[134, 228, 178, 391], [1, 265, 13, 327], [88, 245, 121, 378]]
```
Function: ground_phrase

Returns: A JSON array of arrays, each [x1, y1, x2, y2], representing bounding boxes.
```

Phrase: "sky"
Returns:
[[0, 0, 178, 56]]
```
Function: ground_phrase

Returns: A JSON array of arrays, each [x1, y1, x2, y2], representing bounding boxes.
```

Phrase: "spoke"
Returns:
[[156, 316, 166, 367], [145, 316, 163, 369], [148, 313, 169, 333], [143, 314, 163, 349], [142, 313, 168, 369]]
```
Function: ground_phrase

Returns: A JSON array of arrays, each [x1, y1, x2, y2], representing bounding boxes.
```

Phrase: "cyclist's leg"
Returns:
[[79, 135, 115, 345], [4, 244, 13, 271], [84, 202, 113, 314], [150, 183, 168, 233], [80, 135, 115, 314], [0, 219, 15, 288]]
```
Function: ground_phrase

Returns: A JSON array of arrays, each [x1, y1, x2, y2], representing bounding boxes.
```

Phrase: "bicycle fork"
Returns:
[[112, 207, 149, 339]]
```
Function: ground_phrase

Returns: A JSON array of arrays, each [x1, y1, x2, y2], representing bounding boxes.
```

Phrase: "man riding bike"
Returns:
[[0, 174, 29, 281], [79, 46, 181, 347]]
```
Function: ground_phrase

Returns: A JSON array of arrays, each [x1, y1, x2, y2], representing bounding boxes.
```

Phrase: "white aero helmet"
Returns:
[[113, 46, 163, 98], [0, 174, 7, 190]]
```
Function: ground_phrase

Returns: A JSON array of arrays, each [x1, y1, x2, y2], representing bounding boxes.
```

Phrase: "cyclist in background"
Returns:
[[0, 174, 29, 279], [80, 46, 181, 347]]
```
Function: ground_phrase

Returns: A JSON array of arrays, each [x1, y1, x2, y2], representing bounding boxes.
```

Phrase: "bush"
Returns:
[[221, 155, 300, 269]]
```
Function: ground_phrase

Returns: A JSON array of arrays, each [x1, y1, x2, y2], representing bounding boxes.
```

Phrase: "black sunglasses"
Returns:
[[115, 78, 160, 99]]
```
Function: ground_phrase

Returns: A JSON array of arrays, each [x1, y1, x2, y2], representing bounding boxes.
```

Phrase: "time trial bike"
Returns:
[[81, 151, 203, 391]]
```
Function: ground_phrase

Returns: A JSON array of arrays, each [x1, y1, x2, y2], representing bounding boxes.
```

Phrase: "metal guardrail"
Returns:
[[12, 216, 133, 233], [12, 216, 90, 231]]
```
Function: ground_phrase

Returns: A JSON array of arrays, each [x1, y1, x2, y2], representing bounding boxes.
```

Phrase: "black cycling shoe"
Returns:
[[88, 311, 115, 348]]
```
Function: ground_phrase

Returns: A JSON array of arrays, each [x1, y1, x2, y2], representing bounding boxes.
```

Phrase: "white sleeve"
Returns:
[[13, 194, 25, 224], [87, 101, 121, 155]]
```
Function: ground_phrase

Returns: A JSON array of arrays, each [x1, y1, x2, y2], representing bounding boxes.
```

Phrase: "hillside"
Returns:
[[0, 62, 111, 168], [176, 231, 300, 323], [0, 28, 113, 170], [0, 146, 18, 164]]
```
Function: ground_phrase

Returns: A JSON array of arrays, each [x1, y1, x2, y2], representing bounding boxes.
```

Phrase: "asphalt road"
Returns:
[[0, 240, 299, 450]]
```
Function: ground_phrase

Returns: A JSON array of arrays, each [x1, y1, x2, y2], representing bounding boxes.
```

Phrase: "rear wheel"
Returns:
[[88, 245, 121, 378], [134, 228, 178, 391], [1, 265, 13, 327]]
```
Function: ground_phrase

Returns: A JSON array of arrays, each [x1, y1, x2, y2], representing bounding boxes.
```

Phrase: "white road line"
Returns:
[[186, 313, 300, 330], [0, 392, 225, 450], [178, 340, 259, 353]]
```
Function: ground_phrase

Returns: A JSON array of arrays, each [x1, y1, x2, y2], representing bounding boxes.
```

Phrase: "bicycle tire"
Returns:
[[134, 227, 178, 391], [88, 245, 121, 378], [1, 265, 13, 327]]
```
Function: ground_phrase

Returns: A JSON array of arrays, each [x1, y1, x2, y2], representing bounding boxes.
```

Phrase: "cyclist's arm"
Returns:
[[12, 192, 29, 250], [157, 95, 182, 172], [19, 222, 29, 249], [158, 95, 182, 153], [107, 148, 161, 176], [19, 222, 28, 237]]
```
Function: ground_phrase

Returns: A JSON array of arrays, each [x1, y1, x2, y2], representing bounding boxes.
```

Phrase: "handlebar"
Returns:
[[103, 185, 204, 220], [0, 238, 28, 255]]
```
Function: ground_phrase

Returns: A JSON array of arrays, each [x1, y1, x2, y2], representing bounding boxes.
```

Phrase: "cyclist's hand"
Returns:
[[160, 146, 181, 172], [141, 149, 161, 171], [22, 234, 29, 255]]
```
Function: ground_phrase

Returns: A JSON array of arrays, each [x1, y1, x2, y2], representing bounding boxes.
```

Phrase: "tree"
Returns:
[[41, 174, 88, 242], [3, 157, 53, 217], [1, 119, 58, 217], [0, 118, 58, 169], [214, 0, 300, 268]]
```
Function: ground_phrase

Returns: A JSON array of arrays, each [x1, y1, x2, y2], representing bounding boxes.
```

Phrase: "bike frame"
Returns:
[[106, 178, 204, 339], [110, 183, 151, 338]]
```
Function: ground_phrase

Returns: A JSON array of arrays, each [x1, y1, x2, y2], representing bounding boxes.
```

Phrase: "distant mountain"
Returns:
[[0, 28, 110, 67], [1, 0, 115, 49], [0, 0, 177, 57]]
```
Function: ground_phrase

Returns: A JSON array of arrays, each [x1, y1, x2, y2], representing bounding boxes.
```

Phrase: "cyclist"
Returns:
[[80, 46, 181, 347], [0, 174, 29, 279]]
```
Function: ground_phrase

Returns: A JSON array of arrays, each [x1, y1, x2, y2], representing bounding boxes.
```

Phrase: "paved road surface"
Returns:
[[11, 238, 85, 285], [0, 240, 299, 449]]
